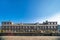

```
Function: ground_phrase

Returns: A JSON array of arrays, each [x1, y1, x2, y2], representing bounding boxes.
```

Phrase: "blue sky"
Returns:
[[0, 0, 60, 24]]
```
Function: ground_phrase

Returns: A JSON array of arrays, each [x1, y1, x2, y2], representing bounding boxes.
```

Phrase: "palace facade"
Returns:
[[1, 21, 58, 33]]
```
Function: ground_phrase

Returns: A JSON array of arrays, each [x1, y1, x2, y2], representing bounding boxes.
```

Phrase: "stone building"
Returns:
[[1, 21, 58, 33]]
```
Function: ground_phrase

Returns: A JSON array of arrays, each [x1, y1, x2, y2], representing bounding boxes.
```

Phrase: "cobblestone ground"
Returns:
[[0, 36, 60, 40]]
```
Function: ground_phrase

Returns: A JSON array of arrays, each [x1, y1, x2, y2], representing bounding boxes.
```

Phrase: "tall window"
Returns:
[[26, 26, 27, 29], [48, 26, 50, 29], [54, 26, 57, 29], [50, 26, 53, 29], [37, 26, 40, 30], [34, 26, 37, 30]]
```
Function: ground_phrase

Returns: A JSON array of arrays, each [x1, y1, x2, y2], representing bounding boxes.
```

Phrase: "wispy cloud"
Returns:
[[36, 12, 60, 24], [47, 13, 60, 24]]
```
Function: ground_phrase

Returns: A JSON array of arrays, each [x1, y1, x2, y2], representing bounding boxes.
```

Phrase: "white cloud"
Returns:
[[46, 13, 60, 24], [36, 12, 60, 24]]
